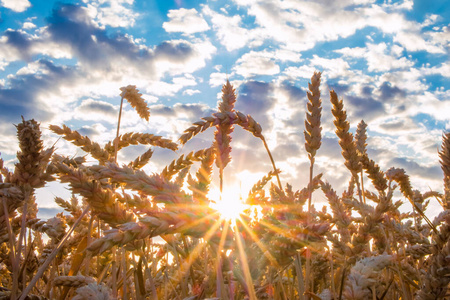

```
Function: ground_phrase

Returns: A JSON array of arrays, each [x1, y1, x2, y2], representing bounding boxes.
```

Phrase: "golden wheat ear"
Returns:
[[119, 85, 150, 121], [439, 132, 450, 209], [304, 71, 322, 161], [330, 90, 362, 177], [49, 124, 110, 163]]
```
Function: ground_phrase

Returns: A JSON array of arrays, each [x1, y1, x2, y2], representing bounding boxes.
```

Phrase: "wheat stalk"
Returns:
[[50, 124, 110, 163], [214, 80, 237, 194], [187, 147, 215, 205], [439, 132, 450, 209], [330, 90, 363, 204], [53, 162, 134, 227], [120, 85, 150, 121], [106, 132, 178, 153], [161, 149, 209, 180], [304, 71, 322, 297]]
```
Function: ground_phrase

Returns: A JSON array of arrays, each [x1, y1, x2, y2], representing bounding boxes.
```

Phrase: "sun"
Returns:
[[209, 186, 248, 221]]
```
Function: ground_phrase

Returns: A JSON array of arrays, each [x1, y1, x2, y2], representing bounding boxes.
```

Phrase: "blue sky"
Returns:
[[0, 0, 449, 215]]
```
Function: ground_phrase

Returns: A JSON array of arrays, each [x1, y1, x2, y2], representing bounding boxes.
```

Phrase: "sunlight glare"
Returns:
[[209, 186, 248, 220]]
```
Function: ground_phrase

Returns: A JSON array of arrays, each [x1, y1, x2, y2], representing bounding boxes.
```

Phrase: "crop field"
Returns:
[[0, 73, 449, 299]]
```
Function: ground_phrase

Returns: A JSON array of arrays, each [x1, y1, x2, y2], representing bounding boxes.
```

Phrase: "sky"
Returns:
[[0, 0, 449, 217]]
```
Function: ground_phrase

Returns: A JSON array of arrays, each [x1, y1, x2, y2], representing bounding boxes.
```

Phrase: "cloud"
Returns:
[[310, 55, 352, 79], [388, 156, 442, 181], [1, 0, 31, 12], [234, 51, 280, 77], [46, 4, 147, 69], [0, 2, 217, 131], [183, 89, 201, 96], [74, 99, 117, 122], [0, 59, 77, 123], [37, 207, 64, 219], [336, 43, 414, 72], [163, 8, 210, 34], [202, 6, 257, 51], [86, 0, 139, 28], [209, 72, 229, 87], [151, 102, 213, 120]]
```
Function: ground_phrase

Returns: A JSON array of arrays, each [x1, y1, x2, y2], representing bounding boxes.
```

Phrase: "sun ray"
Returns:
[[167, 216, 224, 290], [236, 216, 279, 267], [233, 223, 257, 300]]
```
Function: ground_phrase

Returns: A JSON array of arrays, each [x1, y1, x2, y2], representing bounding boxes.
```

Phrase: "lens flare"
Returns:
[[209, 186, 248, 220]]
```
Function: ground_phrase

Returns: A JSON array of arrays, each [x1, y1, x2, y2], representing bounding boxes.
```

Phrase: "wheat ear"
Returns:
[[188, 147, 215, 205], [330, 90, 363, 203], [161, 149, 209, 180], [106, 132, 178, 153], [360, 154, 387, 194], [416, 213, 450, 299], [439, 132, 450, 209], [179, 111, 281, 187], [120, 85, 150, 121], [19, 205, 90, 300], [50, 124, 110, 163], [214, 80, 236, 193], [355, 120, 367, 204], [12, 117, 53, 298], [54, 162, 134, 227]]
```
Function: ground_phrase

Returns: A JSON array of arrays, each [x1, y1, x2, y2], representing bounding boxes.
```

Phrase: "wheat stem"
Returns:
[[19, 205, 90, 300], [115, 97, 124, 163], [295, 252, 305, 300], [3, 198, 18, 299], [262, 137, 282, 189]]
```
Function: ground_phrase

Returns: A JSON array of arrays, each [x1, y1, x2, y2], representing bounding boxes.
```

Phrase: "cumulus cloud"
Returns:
[[75, 99, 117, 122], [0, 59, 76, 123], [1, 0, 31, 12], [163, 8, 210, 34], [85, 0, 139, 28], [202, 6, 257, 51], [234, 51, 280, 77], [336, 43, 414, 72]]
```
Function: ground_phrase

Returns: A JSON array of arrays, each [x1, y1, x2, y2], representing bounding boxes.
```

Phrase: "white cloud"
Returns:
[[202, 6, 256, 51], [183, 89, 201, 96], [209, 72, 231, 87], [85, 0, 138, 28], [226, 0, 447, 55], [394, 31, 445, 53], [282, 65, 318, 80], [145, 74, 197, 97], [163, 8, 210, 34], [426, 25, 450, 50], [336, 43, 414, 72], [74, 99, 118, 122], [152, 39, 216, 77], [378, 68, 428, 93], [1, 0, 31, 12], [23, 22, 36, 30], [234, 51, 280, 77], [310, 55, 352, 79], [421, 62, 450, 78]]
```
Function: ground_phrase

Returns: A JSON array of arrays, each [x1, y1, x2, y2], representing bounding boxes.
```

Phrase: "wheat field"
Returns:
[[0, 73, 449, 299]]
